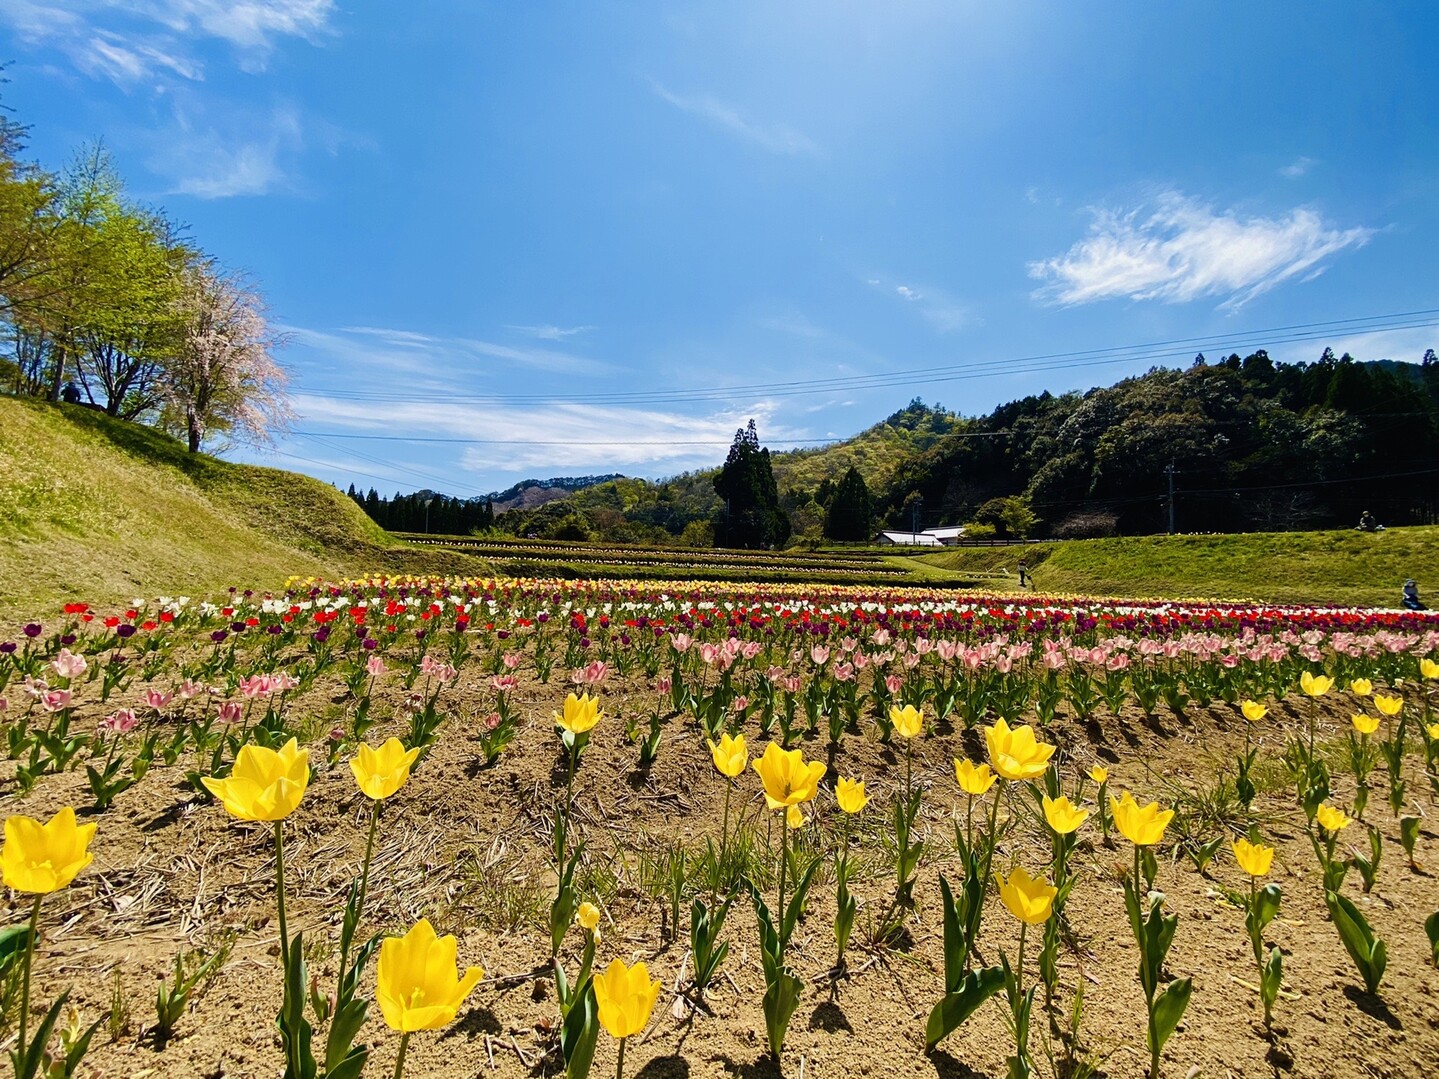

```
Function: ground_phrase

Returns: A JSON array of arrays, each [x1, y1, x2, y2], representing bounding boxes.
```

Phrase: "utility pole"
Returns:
[[424, 497, 433, 534], [1164, 462, 1176, 535], [912, 495, 923, 539]]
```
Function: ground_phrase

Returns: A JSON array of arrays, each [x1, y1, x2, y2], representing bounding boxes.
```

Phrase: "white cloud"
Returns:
[[0, 0, 334, 86], [151, 102, 303, 198], [1279, 156, 1316, 179], [287, 324, 617, 378], [505, 324, 593, 341], [1029, 191, 1373, 309], [868, 277, 976, 333], [647, 79, 820, 156], [290, 394, 799, 473]]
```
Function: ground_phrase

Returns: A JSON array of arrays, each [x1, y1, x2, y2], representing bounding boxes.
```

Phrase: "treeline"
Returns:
[[397, 351, 1439, 545], [880, 349, 1439, 537], [0, 93, 287, 451], [345, 487, 496, 535]]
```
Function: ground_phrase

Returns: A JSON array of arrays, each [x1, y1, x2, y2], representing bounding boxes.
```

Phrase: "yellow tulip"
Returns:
[[576, 902, 601, 933], [1110, 791, 1175, 847], [1373, 693, 1403, 716], [984, 718, 1056, 781], [1042, 795, 1090, 835], [202, 738, 310, 822], [707, 733, 748, 778], [954, 758, 998, 795], [1299, 671, 1333, 697], [1421, 658, 1439, 680], [376, 919, 483, 1032], [889, 704, 924, 739], [555, 692, 603, 735], [997, 866, 1057, 925], [1232, 837, 1274, 877], [350, 738, 421, 801], [752, 742, 826, 810], [0, 807, 96, 894], [592, 957, 662, 1039], [835, 776, 869, 814], [1349, 678, 1373, 696], [1351, 713, 1380, 736], [1315, 802, 1352, 833], [1428, 722, 1439, 741], [1088, 765, 1108, 785], [1240, 700, 1268, 723], [786, 805, 805, 828]]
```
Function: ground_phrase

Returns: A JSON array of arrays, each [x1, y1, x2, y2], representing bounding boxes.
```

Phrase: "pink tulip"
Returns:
[[100, 708, 139, 734], [810, 645, 830, 666], [885, 674, 904, 694], [217, 701, 243, 724], [179, 678, 203, 699], [656, 675, 672, 694], [144, 688, 173, 711], [366, 655, 385, 677], [42, 689, 72, 712], [502, 651, 522, 670], [50, 648, 86, 680], [491, 675, 520, 693], [670, 633, 693, 654]]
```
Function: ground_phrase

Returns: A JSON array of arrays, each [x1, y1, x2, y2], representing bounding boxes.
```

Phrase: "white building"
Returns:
[[921, 525, 967, 545], [875, 530, 945, 547]]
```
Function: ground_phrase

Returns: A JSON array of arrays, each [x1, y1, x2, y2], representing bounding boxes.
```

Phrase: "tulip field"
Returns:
[[2, 578, 1439, 1079]]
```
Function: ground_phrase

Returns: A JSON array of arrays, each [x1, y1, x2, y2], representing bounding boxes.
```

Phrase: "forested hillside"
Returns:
[[353, 348, 1439, 546]]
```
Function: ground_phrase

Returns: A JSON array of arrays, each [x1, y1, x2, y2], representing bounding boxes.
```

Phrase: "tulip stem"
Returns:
[[339, 799, 381, 1000], [777, 812, 789, 962], [17, 895, 41, 1058], [615, 1035, 627, 1079], [715, 780, 732, 902], [393, 1031, 410, 1079], [274, 821, 290, 969]]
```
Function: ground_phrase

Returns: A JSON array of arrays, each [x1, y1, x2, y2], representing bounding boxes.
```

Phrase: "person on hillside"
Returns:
[[61, 381, 82, 404], [1356, 510, 1384, 532], [1017, 559, 1029, 589], [1402, 579, 1425, 611]]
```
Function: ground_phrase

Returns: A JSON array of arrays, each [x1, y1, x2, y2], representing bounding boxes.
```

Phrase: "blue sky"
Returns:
[[5, 1, 1437, 497]]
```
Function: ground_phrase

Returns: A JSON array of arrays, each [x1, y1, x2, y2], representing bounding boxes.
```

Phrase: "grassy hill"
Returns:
[[0, 397, 493, 614], [917, 528, 1439, 607]]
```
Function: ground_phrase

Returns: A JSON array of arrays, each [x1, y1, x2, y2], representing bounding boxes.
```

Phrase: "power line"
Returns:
[[291, 308, 1439, 408], [287, 429, 1007, 446]]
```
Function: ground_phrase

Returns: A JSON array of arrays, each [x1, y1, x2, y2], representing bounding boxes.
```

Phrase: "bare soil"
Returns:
[[3, 672, 1437, 1079]]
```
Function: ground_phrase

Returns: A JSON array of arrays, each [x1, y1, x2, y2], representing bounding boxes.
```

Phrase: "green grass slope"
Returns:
[[917, 528, 1439, 606], [0, 397, 434, 613]]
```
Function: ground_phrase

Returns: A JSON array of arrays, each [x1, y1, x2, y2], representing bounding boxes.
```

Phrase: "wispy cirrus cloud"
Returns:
[[290, 393, 798, 474], [505, 324, 594, 341], [1279, 156, 1316, 179], [150, 102, 304, 198], [0, 0, 334, 86], [867, 277, 976, 333], [1029, 191, 1373, 309], [647, 78, 820, 156], [288, 324, 618, 379]]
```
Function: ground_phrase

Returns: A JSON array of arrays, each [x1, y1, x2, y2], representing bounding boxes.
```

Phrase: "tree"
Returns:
[[823, 465, 873, 541], [713, 420, 790, 548], [161, 263, 291, 452]]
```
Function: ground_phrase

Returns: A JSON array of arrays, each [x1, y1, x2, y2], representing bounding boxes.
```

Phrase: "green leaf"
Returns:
[[1149, 977, 1192, 1056], [761, 966, 804, 1058], [1425, 909, 1439, 966], [559, 979, 599, 1079], [12, 993, 69, 1079], [923, 965, 1004, 1052], [1253, 883, 1283, 933], [1326, 890, 1387, 995]]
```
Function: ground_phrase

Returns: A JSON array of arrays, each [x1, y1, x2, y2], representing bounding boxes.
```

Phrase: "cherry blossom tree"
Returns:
[[161, 263, 292, 452]]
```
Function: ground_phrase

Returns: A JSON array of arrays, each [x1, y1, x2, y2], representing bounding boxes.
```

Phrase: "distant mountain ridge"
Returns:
[[485, 474, 625, 513]]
